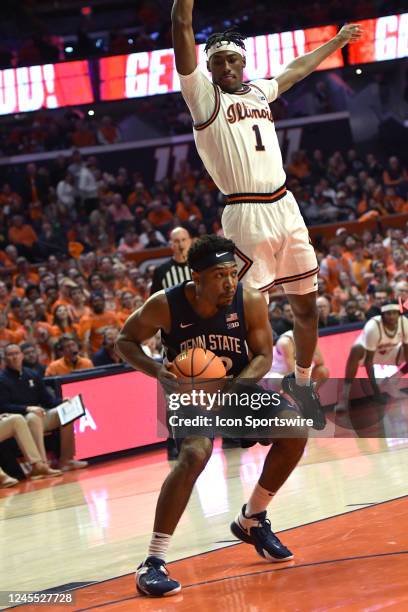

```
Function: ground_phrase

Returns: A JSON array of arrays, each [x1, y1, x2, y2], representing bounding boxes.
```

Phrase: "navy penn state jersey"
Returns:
[[161, 281, 250, 377]]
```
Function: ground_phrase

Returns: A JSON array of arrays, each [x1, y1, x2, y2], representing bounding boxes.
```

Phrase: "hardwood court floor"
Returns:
[[1, 437, 408, 610]]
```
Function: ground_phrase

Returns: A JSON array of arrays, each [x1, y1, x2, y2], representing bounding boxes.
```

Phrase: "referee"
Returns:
[[150, 227, 192, 295], [150, 227, 192, 460]]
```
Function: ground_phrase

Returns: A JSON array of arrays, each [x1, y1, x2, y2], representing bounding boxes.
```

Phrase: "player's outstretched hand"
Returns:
[[336, 23, 363, 47]]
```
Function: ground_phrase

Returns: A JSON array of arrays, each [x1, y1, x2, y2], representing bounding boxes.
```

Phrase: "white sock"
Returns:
[[295, 363, 312, 387], [243, 483, 276, 521], [147, 532, 171, 562]]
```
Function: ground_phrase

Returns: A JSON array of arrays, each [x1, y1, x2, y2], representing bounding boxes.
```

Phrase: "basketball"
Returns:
[[169, 348, 226, 380]]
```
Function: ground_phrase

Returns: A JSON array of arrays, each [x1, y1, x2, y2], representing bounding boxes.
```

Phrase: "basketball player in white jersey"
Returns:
[[172, 0, 362, 428], [336, 303, 408, 411], [267, 330, 329, 389]]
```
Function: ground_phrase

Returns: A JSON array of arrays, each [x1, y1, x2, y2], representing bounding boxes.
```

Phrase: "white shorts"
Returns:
[[357, 344, 404, 366], [222, 188, 319, 295]]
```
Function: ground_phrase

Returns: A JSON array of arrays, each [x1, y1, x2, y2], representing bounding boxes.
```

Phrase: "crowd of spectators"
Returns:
[[0, 144, 405, 375], [287, 150, 408, 225], [0, 113, 121, 157]]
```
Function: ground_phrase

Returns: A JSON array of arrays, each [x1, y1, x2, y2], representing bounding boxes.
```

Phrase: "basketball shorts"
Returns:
[[357, 343, 404, 366], [168, 382, 300, 451], [222, 187, 319, 297]]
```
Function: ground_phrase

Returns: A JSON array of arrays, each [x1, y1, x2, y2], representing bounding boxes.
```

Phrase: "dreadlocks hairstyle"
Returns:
[[204, 28, 246, 55]]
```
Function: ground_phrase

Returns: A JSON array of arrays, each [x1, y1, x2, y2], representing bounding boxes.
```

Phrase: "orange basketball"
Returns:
[[169, 348, 226, 380]]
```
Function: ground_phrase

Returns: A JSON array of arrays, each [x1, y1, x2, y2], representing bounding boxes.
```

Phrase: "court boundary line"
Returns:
[[74, 549, 408, 611], [12, 492, 407, 610]]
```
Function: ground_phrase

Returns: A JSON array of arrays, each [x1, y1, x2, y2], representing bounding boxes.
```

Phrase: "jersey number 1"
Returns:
[[252, 125, 265, 151]]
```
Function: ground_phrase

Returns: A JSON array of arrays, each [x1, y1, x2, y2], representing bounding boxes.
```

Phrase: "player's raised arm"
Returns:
[[275, 23, 363, 96], [238, 290, 274, 381], [171, 0, 197, 76], [116, 293, 176, 382]]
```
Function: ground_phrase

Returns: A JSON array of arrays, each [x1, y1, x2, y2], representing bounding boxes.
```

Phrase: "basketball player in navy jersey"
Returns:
[[117, 235, 308, 597], [171, 0, 362, 427]]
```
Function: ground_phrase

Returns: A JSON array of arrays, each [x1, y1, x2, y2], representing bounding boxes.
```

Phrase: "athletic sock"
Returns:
[[295, 363, 312, 387], [147, 532, 171, 563], [240, 483, 276, 526]]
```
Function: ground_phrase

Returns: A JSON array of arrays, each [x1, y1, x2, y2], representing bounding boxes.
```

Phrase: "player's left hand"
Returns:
[[336, 24, 363, 47]]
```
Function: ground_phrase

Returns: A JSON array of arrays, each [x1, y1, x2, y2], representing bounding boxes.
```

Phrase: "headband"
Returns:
[[381, 304, 400, 313], [207, 41, 245, 60], [191, 251, 236, 272]]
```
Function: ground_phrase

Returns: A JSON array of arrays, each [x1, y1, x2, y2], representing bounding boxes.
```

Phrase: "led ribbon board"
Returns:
[[0, 60, 94, 116], [99, 25, 343, 101]]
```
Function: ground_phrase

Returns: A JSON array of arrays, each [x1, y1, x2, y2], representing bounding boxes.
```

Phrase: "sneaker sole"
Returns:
[[282, 380, 326, 430], [136, 583, 181, 597], [230, 521, 294, 562]]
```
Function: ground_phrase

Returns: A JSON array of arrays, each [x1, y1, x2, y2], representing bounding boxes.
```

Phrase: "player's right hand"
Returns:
[[157, 364, 179, 392]]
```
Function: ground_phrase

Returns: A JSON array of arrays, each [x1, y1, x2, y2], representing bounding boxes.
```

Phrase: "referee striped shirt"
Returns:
[[150, 258, 192, 295]]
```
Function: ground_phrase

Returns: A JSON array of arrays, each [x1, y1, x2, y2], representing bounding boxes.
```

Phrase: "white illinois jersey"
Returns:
[[179, 66, 285, 195], [355, 315, 408, 364]]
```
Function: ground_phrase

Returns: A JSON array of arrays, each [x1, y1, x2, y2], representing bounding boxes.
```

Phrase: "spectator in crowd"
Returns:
[[117, 291, 136, 327], [271, 302, 294, 336], [108, 194, 134, 228], [117, 229, 143, 254], [0, 311, 25, 346], [68, 286, 91, 322], [78, 158, 99, 214], [97, 116, 121, 145], [79, 292, 119, 355], [8, 215, 39, 261], [56, 172, 76, 212], [71, 120, 96, 148], [92, 327, 123, 366], [340, 299, 366, 324], [139, 220, 167, 248], [0, 344, 87, 471], [365, 286, 390, 320], [52, 304, 79, 337], [316, 296, 339, 328], [21, 342, 46, 377], [45, 335, 93, 376], [0, 412, 62, 485]]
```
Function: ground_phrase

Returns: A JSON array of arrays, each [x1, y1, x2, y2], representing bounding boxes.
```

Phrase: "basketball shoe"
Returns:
[[282, 373, 326, 430], [136, 556, 181, 597], [230, 504, 293, 561]]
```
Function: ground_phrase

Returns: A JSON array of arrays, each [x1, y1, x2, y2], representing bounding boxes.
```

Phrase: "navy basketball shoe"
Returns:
[[282, 373, 326, 430], [230, 505, 293, 561], [136, 556, 181, 597]]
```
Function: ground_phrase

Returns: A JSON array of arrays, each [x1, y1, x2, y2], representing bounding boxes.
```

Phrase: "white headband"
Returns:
[[381, 304, 400, 313], [207, 41, 245, 60]]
